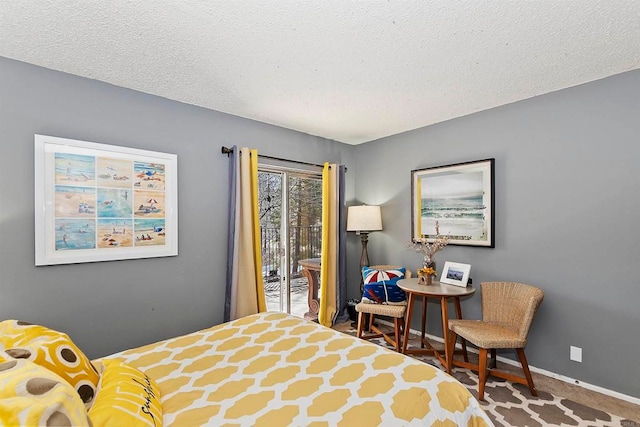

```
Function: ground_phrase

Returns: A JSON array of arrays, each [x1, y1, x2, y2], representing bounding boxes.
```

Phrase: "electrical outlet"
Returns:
[[570, 346, 582, 362]]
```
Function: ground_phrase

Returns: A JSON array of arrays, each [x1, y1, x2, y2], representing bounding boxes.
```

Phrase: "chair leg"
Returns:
[[517, 348, 537, 396], [490, 349, 497, 369], [393, 318, 401, 352], [445, 329, 458, 367], [368, 313, 375, 332], [356, 312, 365, 338], [461, 338, 469, 362], [478, 348, 488, 401]]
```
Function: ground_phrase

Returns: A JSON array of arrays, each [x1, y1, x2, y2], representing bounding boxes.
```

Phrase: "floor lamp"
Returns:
[[347, 205, 383, 293]]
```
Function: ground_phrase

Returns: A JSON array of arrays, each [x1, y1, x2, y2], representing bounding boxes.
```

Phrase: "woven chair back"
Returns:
[[480, 282, 544, 340], [367, 265, 412, 279]]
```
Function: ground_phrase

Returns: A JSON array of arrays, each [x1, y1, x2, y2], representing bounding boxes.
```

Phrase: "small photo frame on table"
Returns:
[[440, 262, 472, 287], [34, 134, 178, 266]]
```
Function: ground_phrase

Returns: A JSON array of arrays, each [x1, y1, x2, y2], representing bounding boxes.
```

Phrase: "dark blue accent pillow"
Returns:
[[361, 266, 406, 304]]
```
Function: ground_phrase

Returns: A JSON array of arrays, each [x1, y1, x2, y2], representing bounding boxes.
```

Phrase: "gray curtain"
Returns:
[[333, 165, 349, 324], [224, 146, 239, 322]]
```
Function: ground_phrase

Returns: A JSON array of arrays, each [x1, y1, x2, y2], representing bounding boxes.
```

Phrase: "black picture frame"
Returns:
[[411, 158, 495, 248]]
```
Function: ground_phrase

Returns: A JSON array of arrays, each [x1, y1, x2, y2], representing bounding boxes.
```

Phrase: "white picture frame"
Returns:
[[440, 261, 471, 287], [35, 134, 178, 265]]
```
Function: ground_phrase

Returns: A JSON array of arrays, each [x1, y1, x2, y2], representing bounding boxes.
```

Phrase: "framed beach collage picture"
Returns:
[[411, 158, 494, 248], [34, 134, 178, 265]]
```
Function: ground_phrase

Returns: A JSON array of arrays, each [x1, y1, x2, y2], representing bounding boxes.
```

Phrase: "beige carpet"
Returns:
[[335, 322, 640, 427]]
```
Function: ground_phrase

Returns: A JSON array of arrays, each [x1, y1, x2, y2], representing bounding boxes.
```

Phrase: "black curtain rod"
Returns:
[[221, 146, 326, 169]]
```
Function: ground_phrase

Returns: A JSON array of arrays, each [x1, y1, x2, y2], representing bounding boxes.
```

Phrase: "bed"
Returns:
[[0, 312, 491, 426]]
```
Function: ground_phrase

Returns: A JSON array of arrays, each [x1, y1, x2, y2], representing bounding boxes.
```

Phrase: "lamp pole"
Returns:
[[358, 231, 370, 293]]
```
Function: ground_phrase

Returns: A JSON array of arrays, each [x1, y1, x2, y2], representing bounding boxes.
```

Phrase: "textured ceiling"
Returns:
[[2, 1, 640, 144]]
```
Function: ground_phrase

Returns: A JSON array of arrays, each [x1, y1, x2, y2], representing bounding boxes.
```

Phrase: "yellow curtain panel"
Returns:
[[234, 148, 266, 319], [318, 163, 338, 327]]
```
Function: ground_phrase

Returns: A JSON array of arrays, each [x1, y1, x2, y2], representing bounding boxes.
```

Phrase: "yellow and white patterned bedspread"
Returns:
[[109, 312, 492, 426]]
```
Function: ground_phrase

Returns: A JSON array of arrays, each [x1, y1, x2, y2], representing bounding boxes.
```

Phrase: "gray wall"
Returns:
[[351, 69, 640, 399], [0, 57, 355, 359]]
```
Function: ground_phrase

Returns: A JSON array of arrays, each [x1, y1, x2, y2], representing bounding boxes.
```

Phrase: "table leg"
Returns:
[[420, 295, 427, 348], [402, 292, 415, 354], [453, 297, 469, 362], [440, 297, 452, 374]]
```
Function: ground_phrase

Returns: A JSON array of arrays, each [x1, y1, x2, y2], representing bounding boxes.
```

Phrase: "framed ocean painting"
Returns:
[[35, 134, 178, 265], [411, 158, 494, 248]]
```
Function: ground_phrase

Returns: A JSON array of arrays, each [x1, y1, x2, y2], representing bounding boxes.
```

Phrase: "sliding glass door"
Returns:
[[258, 167, 322, 319]]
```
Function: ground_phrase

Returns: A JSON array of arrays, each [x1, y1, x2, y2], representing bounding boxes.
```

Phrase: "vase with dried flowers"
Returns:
[[408, 221, 450, 283], [417, 266, 436, 285]]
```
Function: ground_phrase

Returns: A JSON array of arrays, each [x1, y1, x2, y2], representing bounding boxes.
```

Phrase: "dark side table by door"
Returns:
[[298, 258, 321, 321]]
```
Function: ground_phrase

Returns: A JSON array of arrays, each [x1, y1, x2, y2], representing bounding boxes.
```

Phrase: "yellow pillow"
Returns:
[[89, 359, 163, 427], [0, 319, 100, 408], [0, 357, 91, 426]]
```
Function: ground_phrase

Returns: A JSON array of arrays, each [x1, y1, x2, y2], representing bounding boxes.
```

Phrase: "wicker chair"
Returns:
[[445, 281, 544, 401], [355, 265, 411, 352]]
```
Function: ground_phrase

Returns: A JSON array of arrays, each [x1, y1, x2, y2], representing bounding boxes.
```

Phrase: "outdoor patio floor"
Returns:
[[264, 277, 312, 319]]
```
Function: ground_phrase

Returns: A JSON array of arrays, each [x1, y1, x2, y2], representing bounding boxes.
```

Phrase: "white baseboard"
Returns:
[[375, 319, 640, 406]]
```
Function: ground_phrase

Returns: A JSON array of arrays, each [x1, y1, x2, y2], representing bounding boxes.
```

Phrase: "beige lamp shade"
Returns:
[[347, 205, 382, 232]]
